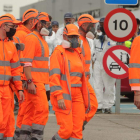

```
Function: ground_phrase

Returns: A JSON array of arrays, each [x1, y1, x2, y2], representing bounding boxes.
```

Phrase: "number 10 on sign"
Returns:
[[113, 20, 128, 31]]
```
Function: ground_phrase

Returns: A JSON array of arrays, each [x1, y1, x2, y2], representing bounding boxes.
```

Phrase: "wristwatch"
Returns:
[[27, 79, 33, 84]]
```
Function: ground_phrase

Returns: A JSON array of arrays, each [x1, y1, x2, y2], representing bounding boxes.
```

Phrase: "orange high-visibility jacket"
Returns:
[[23, 31, 49, 84], [80, 35, 95, 94], [49, 45, 90, 114], [0, 38, 22, 90], [14, 25, 31, 43], [129, 36, 140, 90], [14, 25, 31, 80], [80, 36, 91, 77], [10, 36, 24, 92]]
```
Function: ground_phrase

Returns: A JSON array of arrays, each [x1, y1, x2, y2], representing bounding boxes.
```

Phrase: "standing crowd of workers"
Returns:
[[0, 7, 140, 140]]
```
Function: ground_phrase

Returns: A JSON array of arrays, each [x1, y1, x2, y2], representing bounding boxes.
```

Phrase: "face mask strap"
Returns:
[[65, 34, 72, 44], [87, 23, 93, 30], [39, 20, 52, 36], [79, 26, 87, 33]]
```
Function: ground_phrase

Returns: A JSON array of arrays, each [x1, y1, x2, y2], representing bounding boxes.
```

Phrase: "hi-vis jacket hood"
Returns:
[[15, 25, 31, 43], [49, 45, 90, 114]]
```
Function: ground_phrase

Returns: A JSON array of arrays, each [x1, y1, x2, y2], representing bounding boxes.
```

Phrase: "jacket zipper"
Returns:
[[3, 40, 6, 85]]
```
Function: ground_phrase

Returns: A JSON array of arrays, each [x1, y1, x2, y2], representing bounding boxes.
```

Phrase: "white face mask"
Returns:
[[86, 31, 94, 39], [61, 40, 71, 48], [40, 27, 49, 36]]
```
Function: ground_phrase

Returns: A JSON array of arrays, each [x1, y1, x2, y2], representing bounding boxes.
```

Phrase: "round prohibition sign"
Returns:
[[103, 45, 130, 79], [104, 8, 137, 42]]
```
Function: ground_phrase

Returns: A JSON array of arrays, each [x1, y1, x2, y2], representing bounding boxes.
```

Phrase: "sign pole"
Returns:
[[115, 79, 121, 113]]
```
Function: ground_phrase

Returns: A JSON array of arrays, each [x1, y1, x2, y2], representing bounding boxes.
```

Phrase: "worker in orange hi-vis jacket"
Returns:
[[8, 35, 25, 140], [77, 14, 99, 130], [0, 13, 24, 140], [50, 24, 90, 140], [15, 8, 38, 43], [19, 12, 51, 140], [129, 35, 140, 110], [13, 8, 38, 140]]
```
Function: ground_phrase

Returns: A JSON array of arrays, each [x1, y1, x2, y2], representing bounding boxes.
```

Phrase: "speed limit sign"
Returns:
[[104, 8, 137, 42]]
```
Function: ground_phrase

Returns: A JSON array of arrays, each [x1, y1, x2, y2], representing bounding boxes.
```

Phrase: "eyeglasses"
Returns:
[[5, 24, 18, 29]]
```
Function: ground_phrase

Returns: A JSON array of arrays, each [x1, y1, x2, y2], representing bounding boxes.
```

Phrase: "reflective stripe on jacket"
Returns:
[[50, 45, 90, 114]]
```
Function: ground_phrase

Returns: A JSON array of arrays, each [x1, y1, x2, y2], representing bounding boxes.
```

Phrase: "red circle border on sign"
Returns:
[[103, 45, 130, 79], [104, 8, 137, 42]]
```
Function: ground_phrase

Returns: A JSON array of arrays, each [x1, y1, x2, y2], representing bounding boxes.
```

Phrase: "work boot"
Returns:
[[96, 109, 102, 114], [82, 121, 88, 131], [31, 138, 38, 140], [51, 136, 56, 140], [14, 101, 19, 115], [104, 108, 112, 114], [14, 129, 20, 140]]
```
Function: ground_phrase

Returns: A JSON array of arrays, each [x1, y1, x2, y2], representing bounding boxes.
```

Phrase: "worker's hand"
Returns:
[[58, 99, 66, 110], [134, 91, 140, 110], [28, 82, 36, 94], [18, 91, 25, 103]]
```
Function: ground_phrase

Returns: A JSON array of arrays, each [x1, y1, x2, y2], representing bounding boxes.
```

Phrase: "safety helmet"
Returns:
[[78, 14, 99, 27], [0, 13, 21, 26], [22, 9, 38, 23], [32, 12, 50, 29], [63, 24, 80, 36]]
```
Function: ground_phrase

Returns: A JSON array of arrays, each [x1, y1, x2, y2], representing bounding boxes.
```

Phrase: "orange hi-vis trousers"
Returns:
[[53, 87, 85, 140], [19, 82, 49, 140], [14, 88, 27, 139], [85, 81, 98, 123], [10, 82, 27, 139], [0, 85, 15, 139]]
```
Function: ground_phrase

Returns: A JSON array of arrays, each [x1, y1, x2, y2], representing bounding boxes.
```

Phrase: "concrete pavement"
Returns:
[[43, 113, 140, 140], [112, 104, 140, 113]]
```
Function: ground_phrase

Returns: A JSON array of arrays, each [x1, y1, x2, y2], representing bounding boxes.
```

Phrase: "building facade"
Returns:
[[20, 0, 117, 24]]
